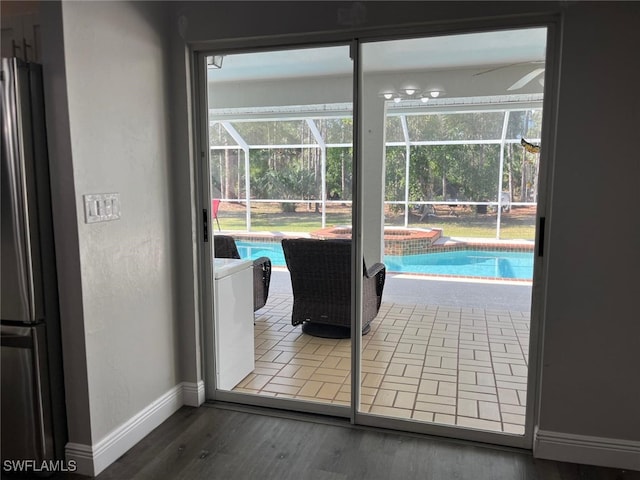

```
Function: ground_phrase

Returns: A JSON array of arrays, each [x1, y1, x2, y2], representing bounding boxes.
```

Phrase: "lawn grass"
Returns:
[[431, 224, 534, 240], [217, 208, 535, 240]]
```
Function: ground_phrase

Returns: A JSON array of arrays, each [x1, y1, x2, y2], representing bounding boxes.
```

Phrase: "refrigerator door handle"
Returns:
[[1, 58, 44, 323]]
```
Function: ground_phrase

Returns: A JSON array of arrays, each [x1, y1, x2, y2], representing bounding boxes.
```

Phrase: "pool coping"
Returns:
[[223, 231, 535, 254]]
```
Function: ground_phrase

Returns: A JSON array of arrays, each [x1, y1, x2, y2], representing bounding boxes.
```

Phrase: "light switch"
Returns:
[[84, 193, 121, 223]]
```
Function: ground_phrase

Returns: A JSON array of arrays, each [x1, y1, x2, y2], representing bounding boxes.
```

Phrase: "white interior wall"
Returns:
[[38, 1, 188, 475], [534, 3, 640, 467], [179, 0, 640, 470], [61, 0, 178, 442]]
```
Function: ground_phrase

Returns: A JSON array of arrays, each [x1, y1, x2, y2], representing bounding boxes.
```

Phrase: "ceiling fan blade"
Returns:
[[475, 60, 545, 77], [473, 63, 520, 76], [508, 68, 545, 91]]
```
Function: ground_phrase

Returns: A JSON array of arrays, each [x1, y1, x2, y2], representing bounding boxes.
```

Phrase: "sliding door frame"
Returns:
[[192, 13, 562, 451], [193, 42, 356, 418], [351, 20, 560, 450]]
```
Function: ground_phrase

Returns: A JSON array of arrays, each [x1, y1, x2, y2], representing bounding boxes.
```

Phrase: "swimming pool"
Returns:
[[384, 250, 532, 279], [235, 241, 533, 280]]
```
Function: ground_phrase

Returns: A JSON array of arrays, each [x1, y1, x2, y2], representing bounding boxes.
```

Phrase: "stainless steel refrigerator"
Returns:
[[1, 58, 67, 465]]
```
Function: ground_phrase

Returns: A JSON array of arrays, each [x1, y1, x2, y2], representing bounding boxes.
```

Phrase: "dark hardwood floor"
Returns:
[[54, 404, 637, 480]]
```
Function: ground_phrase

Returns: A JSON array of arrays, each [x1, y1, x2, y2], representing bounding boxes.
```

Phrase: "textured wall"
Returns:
[[60, 1, 178, 442], [538, 2, 640, 440]]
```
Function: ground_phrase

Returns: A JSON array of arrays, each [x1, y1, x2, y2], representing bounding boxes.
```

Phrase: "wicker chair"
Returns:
[[281, 238, 386, 338], [213, 235, 272, 312]]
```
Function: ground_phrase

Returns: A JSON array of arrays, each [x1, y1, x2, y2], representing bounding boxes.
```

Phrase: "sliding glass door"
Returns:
[[355, 28, 548, 447], [201, 44, 356, 417], [198, 23, 552, 450]]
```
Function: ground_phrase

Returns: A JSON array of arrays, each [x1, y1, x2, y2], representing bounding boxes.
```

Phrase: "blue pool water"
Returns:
[[236, 241, 533, 280], [384, 250, 532, 279]]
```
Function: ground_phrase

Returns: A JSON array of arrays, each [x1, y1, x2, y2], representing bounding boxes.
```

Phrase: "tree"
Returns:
[[326, 147, 352, 200], [253, 162, 318, 212]]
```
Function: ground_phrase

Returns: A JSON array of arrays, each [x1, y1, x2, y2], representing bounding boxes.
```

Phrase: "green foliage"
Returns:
[[252, 160, 318, 212], [210, 149, 246, 199], [326, 147, 352, 200], [385, 147, 406, 213], [210, 110, 541, 229], [406, 145, 499, 202]]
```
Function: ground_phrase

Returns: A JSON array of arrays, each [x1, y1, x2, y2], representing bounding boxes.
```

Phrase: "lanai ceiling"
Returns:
[[207, 27, 547, 112], [208, 28, 546, 80]]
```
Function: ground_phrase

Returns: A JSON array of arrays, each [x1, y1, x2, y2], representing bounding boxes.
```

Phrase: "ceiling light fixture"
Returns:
[[380, 86, 445, 103]]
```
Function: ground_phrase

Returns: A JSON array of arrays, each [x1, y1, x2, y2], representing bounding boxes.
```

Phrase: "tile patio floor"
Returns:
[[233, 279, 531, 435]]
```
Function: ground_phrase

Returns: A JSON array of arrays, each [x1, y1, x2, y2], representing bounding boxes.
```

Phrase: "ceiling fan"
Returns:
[[474, 61, 545, 91]]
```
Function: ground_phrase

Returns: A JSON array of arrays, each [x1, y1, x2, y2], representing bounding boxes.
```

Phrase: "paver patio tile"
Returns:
[[404, 365, 423, 378], [458, 370, 476, 385], [418, 380, 439, 395], [457, 383, 496, 395], [394, 391, 417, 409], [423, 366, 457, 377], [298, 381, 323, 397], [416, 393, 456, 405], [503, 423, 525, 435], [415, 401, 456, 415], [369, 405, 412, 418], [380, 381, 418, 393], [500, 403, 526, 415], [422, 372, 457, 383], [383, 375, 420, 386], [502, 412, 525, 425], [240, 293, 531, 434], [477, 372, 496, 386], [457, 398, 478, 417], [479, 401, 501, 421], [288, 357, 323, 367], [458, 363, 494, 374], [497, 388, 520, 405], [434, 413, 456, 425], [362, 373, 384, 388], [412, 411, 435, 422], [292, 366, 317, 380], [497, 380, 527, 390], [437, 381, 457, 397], [510, 364, 528, 376], [270, 376, 307, 387], [456, 416, 502, 432], [374, 389, 396, 406], [316, 383, 341, 400], [386, 363, 406, 376], [262, 382, 301, 395]]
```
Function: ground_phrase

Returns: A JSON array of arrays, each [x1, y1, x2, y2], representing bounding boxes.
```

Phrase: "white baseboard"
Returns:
[[182, 380, 205, 407], [65, 442, 94, 478], [66, 383, 184, 476], [534, 428, 640, 471]]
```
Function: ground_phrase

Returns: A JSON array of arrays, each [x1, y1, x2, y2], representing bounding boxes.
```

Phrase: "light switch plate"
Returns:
[[84, 193, 121, 223]]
